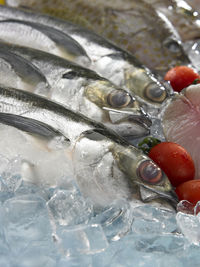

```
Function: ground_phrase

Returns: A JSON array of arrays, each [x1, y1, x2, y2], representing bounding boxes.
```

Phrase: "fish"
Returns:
[[0, 17, 91, 66], [162, 84, 200, 180], [0, 5, 169, 110], [0, 85, 178, 209], [3, 0, 190, 75], [0, 43, 151, 138], [144, 0, 200, 42]]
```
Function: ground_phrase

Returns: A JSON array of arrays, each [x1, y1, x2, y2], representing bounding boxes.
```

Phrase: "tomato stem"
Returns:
[[192, 78, 200, 85], [138, 136, 161, 154]]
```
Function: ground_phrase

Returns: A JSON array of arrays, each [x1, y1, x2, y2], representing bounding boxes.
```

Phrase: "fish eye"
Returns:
[[137, 160, 163, 184], [163, 38, 182, 54], [62, 70, 78, 79], [145, 83, 167, 103], [107, 89, 133, 108]]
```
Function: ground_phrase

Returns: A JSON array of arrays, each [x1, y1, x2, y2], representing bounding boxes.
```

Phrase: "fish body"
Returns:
[[4, 0, 190, 75], [0, 43, 151, 138], [0, 5, 169, 109], [0, 85, 178, 209]]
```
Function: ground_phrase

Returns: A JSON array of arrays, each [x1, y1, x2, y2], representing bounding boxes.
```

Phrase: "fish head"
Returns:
[[59, 68, 151, 138], [126, 5, 190, 74], [124, 62, 168, 108], [160, 35, 190, 71], [111, 145, 179, 210], [85, 79, 152, 138], [146, 30, 189, 75], [107, 4, 190, 74], [152, 10, 191, 74]]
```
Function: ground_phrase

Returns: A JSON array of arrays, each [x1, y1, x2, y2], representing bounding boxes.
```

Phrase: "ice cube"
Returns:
[[15, 181, 47, 198], [109, 251, 183, 267], [0, 191, 14, 204], [133, 233, 185, 254], [90, 200, 133, 241], [92, 239, 124, 267], [0, 154, 22, 193], [2, 194, 52, 254], [57, 255, 92, 267], [56, 224, 108, 256], [15, 180, 76, 203], [177, 244, 200, 267], [0, 157, 22, 193], [176, 211, 200, 245], [132, 217, 166, 236], [47, 189, 93, 226], [0, 257, 11, 267], [194, 201, 200, 215], [13, 241, 57, 267], [131, 204, 177, 234], [177, 200, 195, 215], [95, 232, 183, 267]]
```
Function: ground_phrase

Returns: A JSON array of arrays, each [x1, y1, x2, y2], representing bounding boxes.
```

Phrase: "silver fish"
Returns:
[[0, 5, 169, 110], [0, 17, 90, 66], [0, 43, 151, 138], [0, 85, 178, 209]]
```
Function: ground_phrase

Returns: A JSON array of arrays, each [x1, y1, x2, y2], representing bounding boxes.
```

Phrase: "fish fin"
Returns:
[[139, 186, 158, 202], [82, 129, 106, 141], [0, 113, 68, 140], [83, 128, 129, 146]]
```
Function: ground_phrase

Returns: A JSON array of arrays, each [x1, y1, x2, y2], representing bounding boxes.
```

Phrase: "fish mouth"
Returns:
[[103, 106, 152, 130], [127, 107, 152, 128], [139, 184, 179, 210]]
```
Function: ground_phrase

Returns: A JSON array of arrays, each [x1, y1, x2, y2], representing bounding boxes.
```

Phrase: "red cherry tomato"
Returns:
[[165, 66, 200, 92], [175, 180, 200, 205], [148, 142, 195, 187]]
